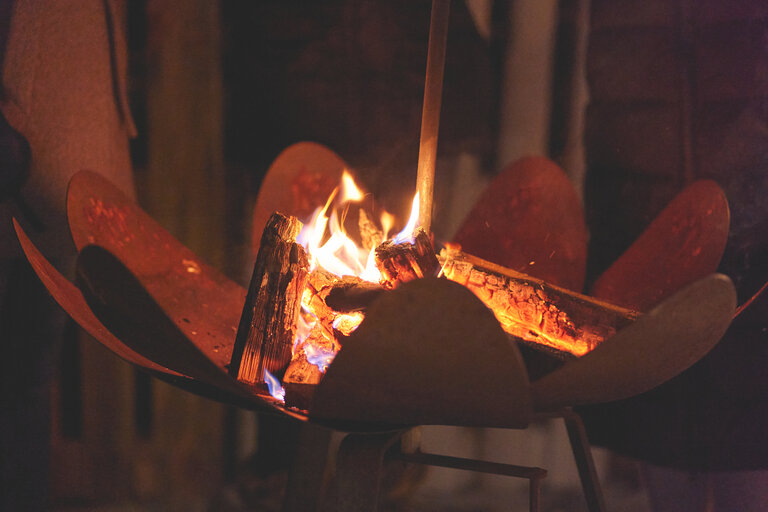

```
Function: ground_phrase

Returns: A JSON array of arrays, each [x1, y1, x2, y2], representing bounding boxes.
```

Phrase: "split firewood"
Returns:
[[325, 280, 386, 312], [284, 320, 337, 409], [375, 228, 440, 288], [439, 246, 639, 358], [284, 348, 325, 409], [303, 267, 338, 334], [229, 212, 309, 386], [358, 209, 384, 251]]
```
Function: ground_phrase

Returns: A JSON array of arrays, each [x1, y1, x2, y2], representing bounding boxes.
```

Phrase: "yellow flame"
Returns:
[[341, 170, 364, 203], [380, 212, 395, 240], [392, 192, 420, 243], [297, 174, 383, 281]]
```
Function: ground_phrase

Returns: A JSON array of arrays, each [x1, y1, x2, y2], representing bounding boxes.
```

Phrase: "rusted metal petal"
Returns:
[[531, 273, 736, 411], [67, 170, 245, 372], [252, 142, 347, 254], [15, 219, 295, 411], [591, 180, 729, 312], [453, 156, 587, 292], [75, 244, 309, 420], [76, 245, 242, 391], [311, 277, 532, 428], [13, 219, 179, 376], [734, 279, 768, 323]]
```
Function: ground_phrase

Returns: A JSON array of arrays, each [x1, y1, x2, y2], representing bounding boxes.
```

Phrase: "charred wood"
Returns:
[[358, 209, 384, 251], [284, 322, 335, 409], [229, 212, 309, 386], [439, 247, 638, 358], [325, 280, 386, 312], [375, 228, 440, 288]]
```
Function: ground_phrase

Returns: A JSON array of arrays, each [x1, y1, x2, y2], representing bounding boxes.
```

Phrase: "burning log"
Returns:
[[325, 280, 386, 312], [375, 228, 440, 288], [229, 212, 309, 386], [439, 247, 638, 358], [283, 269, 372, 408], [358, 209, 384, 251], [283, 323, 334, 409]]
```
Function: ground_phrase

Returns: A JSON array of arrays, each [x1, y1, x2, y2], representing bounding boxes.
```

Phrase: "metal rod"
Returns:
[[562, 410, 607, 512], [416, 0, 450, 234]]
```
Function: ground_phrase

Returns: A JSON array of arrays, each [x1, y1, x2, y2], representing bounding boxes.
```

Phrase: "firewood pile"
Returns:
[[230, 201, 640, 410]]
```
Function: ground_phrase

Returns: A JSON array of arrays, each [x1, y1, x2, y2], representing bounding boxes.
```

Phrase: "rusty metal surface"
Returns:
[[14, 219, 293, 412], [311, 278, 532, 428], [531, 273, 736, 411], [17, 218, 312, 418], [73, 243, 315, 421], [13, 219, 178, 376], [591, 180, 730, 312], [252, 142, 346, 255], [453, 156, 588, 292], [67, 170, 245, 372], [17, 168, 738, 433], [76, 244, 245, 393]]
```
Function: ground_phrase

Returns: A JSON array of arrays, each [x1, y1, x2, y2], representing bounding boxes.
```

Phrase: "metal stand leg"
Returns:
[[283, 423, 333, 512], [529, 475, 542, 512], [334, 430, 407, 512], [562, 410, 607, 512]]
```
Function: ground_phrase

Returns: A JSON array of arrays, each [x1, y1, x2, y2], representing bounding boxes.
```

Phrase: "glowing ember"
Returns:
[[264, 369, 285, 401], [332, 312, 365, 336], [293, 306, 315, 354]]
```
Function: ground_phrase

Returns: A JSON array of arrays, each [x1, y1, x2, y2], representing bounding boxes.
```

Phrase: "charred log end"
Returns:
[[284, 383, 317, 411], [325, 279, 386, 312], [375, 228, 439, 289], [229, 212, 308, 386], [283, 351, 324, 409]]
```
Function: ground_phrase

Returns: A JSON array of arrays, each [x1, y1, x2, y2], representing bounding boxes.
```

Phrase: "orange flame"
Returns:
[[297, 172, 381, 281], [278, 171, 421, 403]]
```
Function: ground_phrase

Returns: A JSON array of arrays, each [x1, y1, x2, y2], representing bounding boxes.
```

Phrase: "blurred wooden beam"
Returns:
[[137, 0, 227, 505], [144, 0, 226, 268]]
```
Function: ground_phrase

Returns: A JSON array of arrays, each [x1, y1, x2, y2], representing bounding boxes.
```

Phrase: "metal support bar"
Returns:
[[561, 409, 607, 512], [392, 449, 547, 512], [283, 423, 334, 512], [334, 430, 408, 512]]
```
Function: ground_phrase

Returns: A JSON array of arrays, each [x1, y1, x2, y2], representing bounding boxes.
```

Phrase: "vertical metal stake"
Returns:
[[416, 0, 451, 234], [562, 410, 607, 512]]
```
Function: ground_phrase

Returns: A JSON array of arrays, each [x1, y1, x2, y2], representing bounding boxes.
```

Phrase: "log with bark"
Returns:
[[439, 246, 639, 358], [229, 212, 309, 386]]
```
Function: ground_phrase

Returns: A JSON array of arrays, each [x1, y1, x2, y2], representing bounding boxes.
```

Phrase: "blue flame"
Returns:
[[264, 369, 285, 402], [304, 341, 336, 373]]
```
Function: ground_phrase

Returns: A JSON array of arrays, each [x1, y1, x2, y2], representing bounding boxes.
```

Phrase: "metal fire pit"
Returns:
[[14, 142, 738, 510]]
